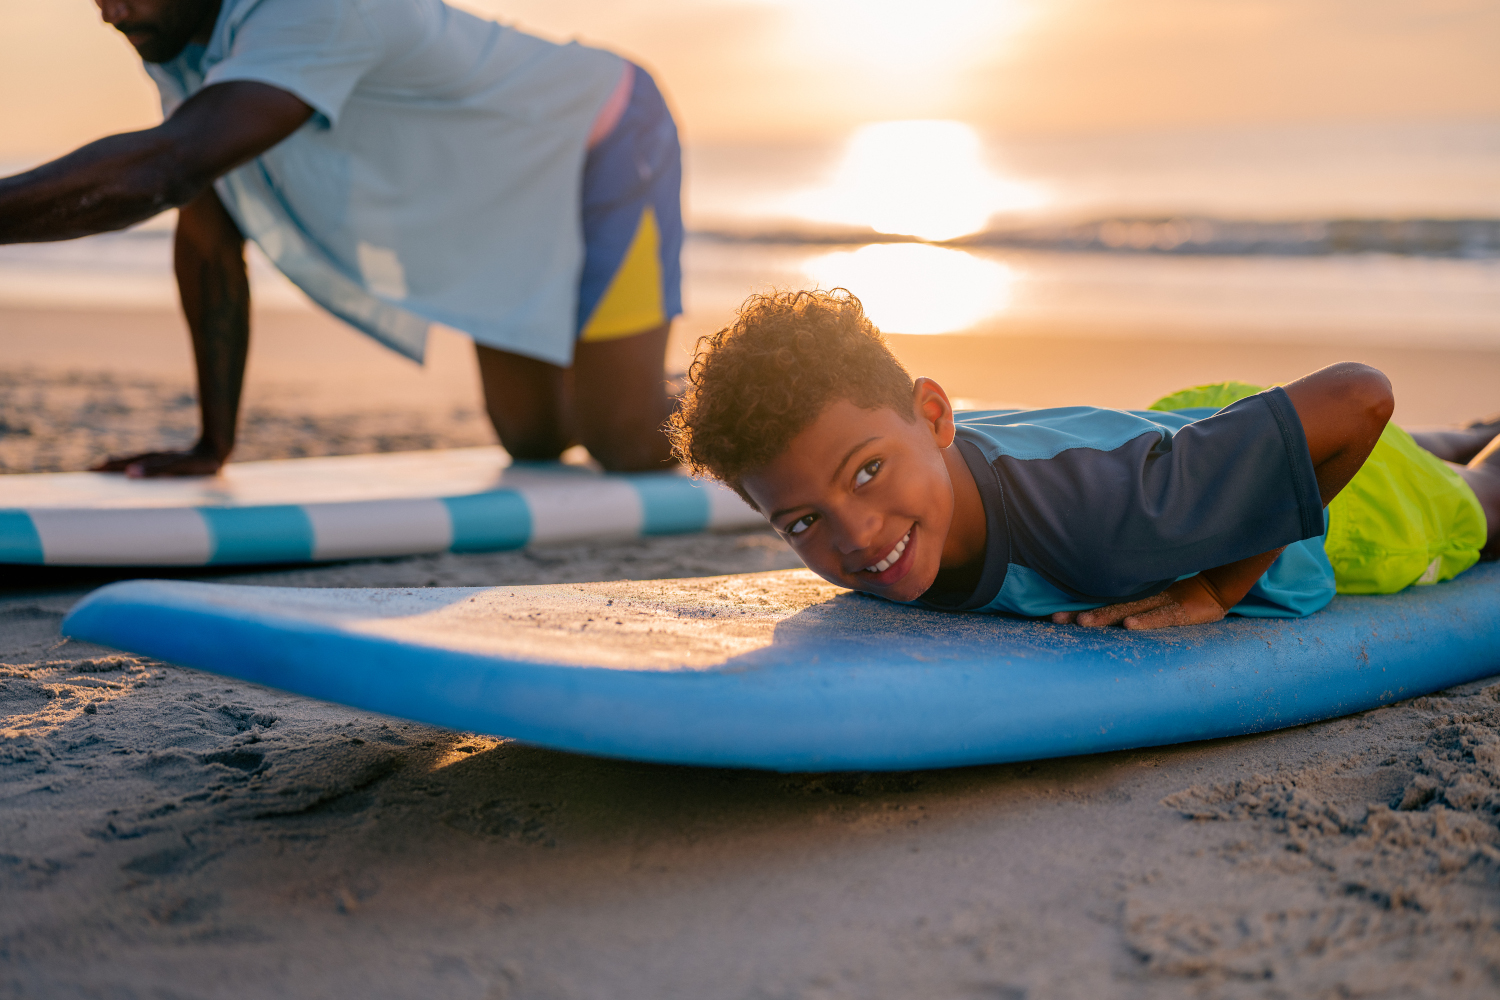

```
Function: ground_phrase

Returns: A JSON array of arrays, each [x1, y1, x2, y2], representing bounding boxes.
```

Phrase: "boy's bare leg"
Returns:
[[1458, 435, 1500, 558], [475, 322, 676, 471], [1408, 415, 1500, 465]]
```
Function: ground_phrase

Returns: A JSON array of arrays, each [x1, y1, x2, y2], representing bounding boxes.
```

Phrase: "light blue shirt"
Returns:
[[982, 525, 1335, 619], [147, 0, 624, 365]]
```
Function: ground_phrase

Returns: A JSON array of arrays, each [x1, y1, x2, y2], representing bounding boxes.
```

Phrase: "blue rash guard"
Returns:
[[916, 388, 1336, 619]]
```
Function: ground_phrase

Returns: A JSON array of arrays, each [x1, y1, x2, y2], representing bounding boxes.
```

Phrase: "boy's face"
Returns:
[[740, 379, 969, 603]]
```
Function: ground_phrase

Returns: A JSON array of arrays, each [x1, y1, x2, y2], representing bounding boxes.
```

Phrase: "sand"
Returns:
[[3, 305, 1500, 998]]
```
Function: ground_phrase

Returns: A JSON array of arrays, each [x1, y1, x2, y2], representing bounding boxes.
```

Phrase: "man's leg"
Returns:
[[475, 343, 575, 462], [571, 321, 676, 471], [475, 325, 675, 470], [565, 63, 681, 472]]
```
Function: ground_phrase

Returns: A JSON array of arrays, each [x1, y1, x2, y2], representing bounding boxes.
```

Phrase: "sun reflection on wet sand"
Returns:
[[802, 243, 1015, 334], [784, 120, 1045, 242]]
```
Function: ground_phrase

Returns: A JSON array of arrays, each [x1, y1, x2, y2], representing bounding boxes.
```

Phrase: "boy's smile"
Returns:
[[740, 379, 987, 603]]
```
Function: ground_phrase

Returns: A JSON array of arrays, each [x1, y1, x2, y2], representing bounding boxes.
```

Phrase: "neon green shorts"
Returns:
[[1150, 382, 1487, 594]]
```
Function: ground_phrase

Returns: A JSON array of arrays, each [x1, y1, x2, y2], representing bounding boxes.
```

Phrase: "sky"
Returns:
[[2, 0, 1498, 162]]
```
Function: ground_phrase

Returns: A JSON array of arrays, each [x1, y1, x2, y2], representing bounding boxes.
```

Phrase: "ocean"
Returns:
[[3, 117, 1499, 350]]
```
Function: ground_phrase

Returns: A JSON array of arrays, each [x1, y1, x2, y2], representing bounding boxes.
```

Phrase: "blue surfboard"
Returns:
[[62, 563, 1500, 771]]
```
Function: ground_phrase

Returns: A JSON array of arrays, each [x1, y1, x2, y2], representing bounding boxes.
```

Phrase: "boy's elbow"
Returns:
[[1351, 362, 1394, 427], [1331, 361, 1394, 435], [1284, 362, 1393, 470]]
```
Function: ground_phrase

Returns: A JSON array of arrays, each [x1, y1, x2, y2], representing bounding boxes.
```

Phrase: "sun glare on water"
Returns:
[[802, 244, 1014, 335], [789, 120, 1032, 333], [787, 120, 1045, 242]]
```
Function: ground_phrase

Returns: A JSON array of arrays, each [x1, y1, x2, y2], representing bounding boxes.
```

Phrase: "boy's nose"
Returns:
[[832, 516, 880, 556]]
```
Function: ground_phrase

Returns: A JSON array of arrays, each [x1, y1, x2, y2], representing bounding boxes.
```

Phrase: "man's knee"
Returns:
[[578, 420, 672, 472], [475, 343, 574, 460], [485, 399, 571, 461], [501, 434, 570, 462]]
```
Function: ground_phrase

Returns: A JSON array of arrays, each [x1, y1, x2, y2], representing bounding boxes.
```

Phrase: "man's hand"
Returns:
[[1051, 575, 1230, 630], [86, 185, 251, 479], [92, 443, 225, 478]]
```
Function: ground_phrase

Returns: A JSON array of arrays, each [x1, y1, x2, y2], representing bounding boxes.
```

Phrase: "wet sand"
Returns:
[[3, 305, 1500, 998]]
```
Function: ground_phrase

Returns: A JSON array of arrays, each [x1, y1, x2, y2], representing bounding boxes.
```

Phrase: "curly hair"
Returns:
[[666, 289, 915, 503]]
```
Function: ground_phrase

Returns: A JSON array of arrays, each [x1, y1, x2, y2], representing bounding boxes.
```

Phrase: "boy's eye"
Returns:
[[786, 513, 817, 536], [854, 458, 881, 488]]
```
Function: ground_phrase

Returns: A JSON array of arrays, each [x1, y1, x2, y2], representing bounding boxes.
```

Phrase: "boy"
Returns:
[[666, 290, 1499, 630]]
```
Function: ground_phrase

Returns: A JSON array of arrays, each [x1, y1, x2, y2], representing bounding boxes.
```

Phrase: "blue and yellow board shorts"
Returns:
[[575, 66, 684, 343], [1151, 382, 1488, 594]]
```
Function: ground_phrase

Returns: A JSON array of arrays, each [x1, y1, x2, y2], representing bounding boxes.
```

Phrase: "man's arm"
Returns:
[[0, 81, 313, 243], [1055, 362, 1393, 629], [2, 81, 312, 476], [92, 187, 249, 477]]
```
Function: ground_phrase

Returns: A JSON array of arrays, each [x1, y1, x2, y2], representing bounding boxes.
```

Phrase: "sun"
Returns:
[[783, 120, 1046, 242]]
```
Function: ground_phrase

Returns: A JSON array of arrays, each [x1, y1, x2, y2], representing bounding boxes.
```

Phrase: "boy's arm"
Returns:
[[1052, 546, 1285, 629], [1281, 362, 1394, 506], [1055, 362, 1393, 630]]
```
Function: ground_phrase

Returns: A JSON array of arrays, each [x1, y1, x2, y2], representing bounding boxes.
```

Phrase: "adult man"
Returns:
[[0, 0, 683, 474]]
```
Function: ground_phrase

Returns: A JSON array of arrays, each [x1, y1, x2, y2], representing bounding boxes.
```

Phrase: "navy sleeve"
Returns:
[[995, 388, 1324, 602]]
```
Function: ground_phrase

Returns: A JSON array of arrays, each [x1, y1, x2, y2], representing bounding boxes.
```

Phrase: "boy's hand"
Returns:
[[1051, 575, 1229, 630]]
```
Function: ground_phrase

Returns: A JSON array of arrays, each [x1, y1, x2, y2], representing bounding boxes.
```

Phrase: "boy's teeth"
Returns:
[[865, 531, 910, 573]]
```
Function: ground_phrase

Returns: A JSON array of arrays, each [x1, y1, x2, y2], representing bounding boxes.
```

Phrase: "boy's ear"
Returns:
[[912, 377, 956, 448]]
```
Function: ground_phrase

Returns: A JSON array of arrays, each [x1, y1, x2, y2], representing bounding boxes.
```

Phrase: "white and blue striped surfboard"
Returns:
[[0, 447, 762, 567]]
